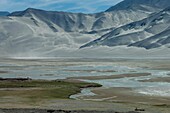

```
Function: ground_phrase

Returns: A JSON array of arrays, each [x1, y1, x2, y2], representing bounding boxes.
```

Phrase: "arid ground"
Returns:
[[0, 58, 170, 113]]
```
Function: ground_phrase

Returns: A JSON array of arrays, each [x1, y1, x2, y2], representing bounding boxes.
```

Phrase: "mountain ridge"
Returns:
[[81, 6, 170, 49], [9, 7, 151, 32], [0, 0, 170, 57]]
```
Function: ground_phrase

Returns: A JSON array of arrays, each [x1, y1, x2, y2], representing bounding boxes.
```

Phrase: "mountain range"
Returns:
[[0, 0, 170, 58], [81, 6, 170, 49]]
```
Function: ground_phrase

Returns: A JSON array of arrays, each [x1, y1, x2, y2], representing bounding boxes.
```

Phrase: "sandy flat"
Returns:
[[68, 73, 151, 80], [0, 99, 168, 113], [0, 98, 142, 112], [78, 87, 170, 105], [63, 69, 117, 73], [123, 59, 170, 71], [139, 77, 170, 83]]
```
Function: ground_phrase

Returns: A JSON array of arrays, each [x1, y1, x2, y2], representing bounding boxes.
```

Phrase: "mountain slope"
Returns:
[[81, 7, 170, 49], [0, 16, 98, 55], [0, 0, 170, 57], [106, 0, 170, 12], [0, 3, 155, 56]]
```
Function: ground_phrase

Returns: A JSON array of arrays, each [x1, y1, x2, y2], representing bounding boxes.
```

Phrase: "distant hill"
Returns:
[[0, 11, 10, 16]]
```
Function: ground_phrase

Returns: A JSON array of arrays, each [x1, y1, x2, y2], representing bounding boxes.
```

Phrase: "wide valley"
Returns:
[[0, 58, 170, 113]]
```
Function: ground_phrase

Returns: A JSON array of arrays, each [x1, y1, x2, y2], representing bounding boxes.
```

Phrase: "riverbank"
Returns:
[[0, 58, 170, 113], [0, 108, 140, 113], [0, 79, 101, 107]]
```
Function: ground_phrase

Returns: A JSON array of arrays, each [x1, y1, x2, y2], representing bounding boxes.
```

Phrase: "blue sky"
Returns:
[[0, 0, 123, 13]]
